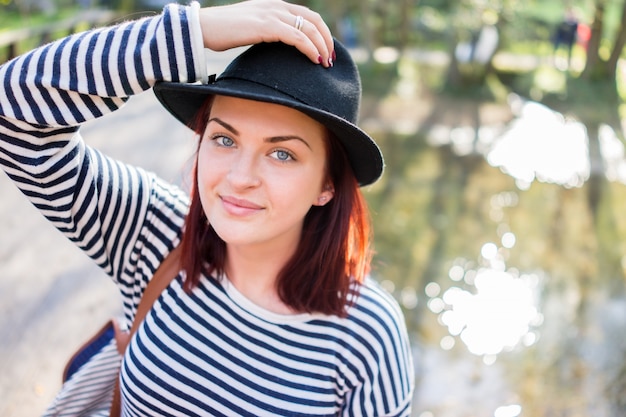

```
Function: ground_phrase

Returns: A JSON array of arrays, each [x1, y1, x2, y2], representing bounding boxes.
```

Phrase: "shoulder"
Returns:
[[145, 174, 190, 230], [342, 277, 412, 364], [350, 277, 407, 333], [341, 278, 415, 413]]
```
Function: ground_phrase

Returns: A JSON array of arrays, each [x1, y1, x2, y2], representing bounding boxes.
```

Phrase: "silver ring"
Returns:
[[294, 15, 304, 31]]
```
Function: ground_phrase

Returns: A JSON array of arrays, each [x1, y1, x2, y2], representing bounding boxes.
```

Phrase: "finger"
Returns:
[[285, 5, 334, 65], [272, 19, 324, 66], [297, 9, 334, 62], [298, 17, 334, 67]]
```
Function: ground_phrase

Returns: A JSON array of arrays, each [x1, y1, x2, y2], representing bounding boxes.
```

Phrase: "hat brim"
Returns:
[[153, 80, 383, 186]]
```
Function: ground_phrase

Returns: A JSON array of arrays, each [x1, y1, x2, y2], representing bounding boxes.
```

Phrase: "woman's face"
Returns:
[[197, 96, 334, 253]]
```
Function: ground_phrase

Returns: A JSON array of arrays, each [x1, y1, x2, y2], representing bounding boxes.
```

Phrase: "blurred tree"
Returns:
[[7, 0, 56, 13], [431, 0, 511, 90], [306, 0, 417, 55], [582, 0, 626, 82]]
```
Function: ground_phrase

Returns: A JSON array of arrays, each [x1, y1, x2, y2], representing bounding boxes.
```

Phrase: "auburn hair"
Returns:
[[179, 97, 373, 316]]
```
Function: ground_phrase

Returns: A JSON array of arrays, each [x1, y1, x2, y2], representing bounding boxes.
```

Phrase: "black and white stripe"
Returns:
[[120, 275, 414, 416]]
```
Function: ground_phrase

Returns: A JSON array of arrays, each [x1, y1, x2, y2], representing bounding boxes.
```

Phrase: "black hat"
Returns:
[[153, 39, 383, 186]]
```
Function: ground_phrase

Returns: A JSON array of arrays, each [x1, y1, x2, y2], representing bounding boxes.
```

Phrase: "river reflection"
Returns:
[[434, 255, 541, 357], [363, 82, 626, 416], [428, 94, 626, 190]]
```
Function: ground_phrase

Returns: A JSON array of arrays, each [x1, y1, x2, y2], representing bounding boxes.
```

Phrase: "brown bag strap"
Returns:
[[109, 245, 182, 417]]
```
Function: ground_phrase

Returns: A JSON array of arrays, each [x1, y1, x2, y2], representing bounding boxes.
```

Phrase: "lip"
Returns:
[[220, 195, 264, 216]]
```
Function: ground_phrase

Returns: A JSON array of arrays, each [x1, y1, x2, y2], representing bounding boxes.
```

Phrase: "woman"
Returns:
[[0, 0, 414, 415]]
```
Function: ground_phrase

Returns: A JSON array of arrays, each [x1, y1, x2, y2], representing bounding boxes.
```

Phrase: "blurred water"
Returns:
[[363, 84, 626, 416]]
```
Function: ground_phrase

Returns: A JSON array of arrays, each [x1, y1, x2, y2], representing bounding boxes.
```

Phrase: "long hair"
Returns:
[[179, 97, 373, 316]]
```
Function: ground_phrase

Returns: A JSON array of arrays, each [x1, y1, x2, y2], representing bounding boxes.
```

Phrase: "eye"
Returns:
[[213, 135, 235, 147], [270, 149, 295, 162]]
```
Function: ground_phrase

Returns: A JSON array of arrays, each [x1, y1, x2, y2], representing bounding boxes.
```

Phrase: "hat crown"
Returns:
[[215, 40, 362, 124]]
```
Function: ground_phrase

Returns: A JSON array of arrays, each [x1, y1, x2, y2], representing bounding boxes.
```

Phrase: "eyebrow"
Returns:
[[208, 117, 311, 150], [208, 117, 239, 135]]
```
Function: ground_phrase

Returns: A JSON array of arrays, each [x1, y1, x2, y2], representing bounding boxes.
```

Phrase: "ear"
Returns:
[[313, 184, 335, 207]]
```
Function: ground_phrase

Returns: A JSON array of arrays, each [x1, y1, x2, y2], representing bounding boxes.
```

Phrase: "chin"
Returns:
[[210, 224, 258, 246]]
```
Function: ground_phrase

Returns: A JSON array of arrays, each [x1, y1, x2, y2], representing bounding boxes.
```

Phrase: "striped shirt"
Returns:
[[0, 3, 414, 416]]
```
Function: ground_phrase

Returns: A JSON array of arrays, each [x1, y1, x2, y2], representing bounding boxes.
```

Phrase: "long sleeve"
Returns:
[[0, 2, 206, 126], [0, 3, 202, 301]]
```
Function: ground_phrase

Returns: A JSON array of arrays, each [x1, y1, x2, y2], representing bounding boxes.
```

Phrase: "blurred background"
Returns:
[[2, 0, 626, 416]]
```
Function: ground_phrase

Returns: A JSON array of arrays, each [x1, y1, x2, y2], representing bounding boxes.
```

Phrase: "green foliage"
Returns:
[[358, 60, 399, 96], [0, 6, 80, 31]]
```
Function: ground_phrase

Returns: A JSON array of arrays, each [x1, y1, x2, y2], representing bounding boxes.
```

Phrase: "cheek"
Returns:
[[196, 142, 227, 183], [274, 169, 326, 209], [195, 148, 222, 205]]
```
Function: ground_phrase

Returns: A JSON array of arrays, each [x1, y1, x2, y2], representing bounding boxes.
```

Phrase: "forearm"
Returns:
[[0, 2, 206, 128]]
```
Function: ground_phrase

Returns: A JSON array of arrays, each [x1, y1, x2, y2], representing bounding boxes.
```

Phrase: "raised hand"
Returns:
[[198, 0, 335, 67]]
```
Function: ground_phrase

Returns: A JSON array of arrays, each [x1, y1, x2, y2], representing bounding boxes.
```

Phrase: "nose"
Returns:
[[227, 151, 261, 189]]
